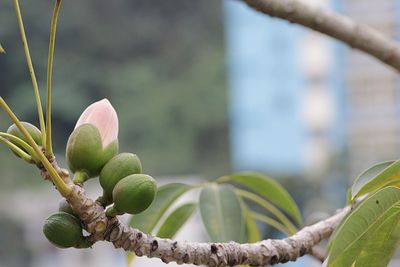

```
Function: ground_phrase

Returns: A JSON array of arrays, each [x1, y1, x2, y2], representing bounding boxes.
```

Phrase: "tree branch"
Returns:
[[42, 159, 350, 266], [240, 0, 400, 72]]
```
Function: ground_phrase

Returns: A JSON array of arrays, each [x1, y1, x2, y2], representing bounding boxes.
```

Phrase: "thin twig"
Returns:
[[241, 0, 400, 72]]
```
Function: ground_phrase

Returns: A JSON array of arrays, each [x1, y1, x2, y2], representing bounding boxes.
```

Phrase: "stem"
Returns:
[[105, 205, 122, 217], [235, 189, 298, 235], [72, 171, 89, 184], [12, 0, 46, 148], [0, 132, 39, 162], [0, 136, 33, 163], [75, 237, 94, 249], [96, 191, 112, 207], [0, 97, 71, 197], [250, 211, 293, 235], [45, 0, 62, 157]]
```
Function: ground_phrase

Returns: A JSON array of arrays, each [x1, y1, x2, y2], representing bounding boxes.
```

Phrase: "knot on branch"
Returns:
[[66, 185, 108, 237]]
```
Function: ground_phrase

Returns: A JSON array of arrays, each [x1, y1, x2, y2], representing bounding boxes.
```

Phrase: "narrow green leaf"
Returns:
[[129, 183, 191, 233], [126, 252, 135, 266], [240, 201, 261, 243], [246, 214, 260, 243], [351, 160, 400, 200], [353, 210, 400, 267], [219, 172, 302, 225], [251, 212, 291, 235], [199, 184, 246, 242], [157, 203, 196, 238], [328, 187, 400, 267], [235, 189, 296, 234]]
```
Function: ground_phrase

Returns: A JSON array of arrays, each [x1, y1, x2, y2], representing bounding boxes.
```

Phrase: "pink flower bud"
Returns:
[[75, 99, 118, 147], [67, 99, 119, 181]]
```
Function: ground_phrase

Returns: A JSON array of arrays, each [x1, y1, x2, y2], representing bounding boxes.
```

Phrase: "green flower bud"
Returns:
[[43, 212, 85, 248], [107, 174, 157, 216], [99, 153, 142, 205], [67, 99, 119, 183], [66, 124, 118, 181], [7, 122, 42, 147]]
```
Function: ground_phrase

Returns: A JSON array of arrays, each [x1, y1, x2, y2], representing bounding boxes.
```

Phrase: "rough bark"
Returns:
[[40, 160, 350, 266], [240, 0, 400, 72]]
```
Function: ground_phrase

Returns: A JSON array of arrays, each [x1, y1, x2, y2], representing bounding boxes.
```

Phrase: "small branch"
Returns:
[[41, 160, 351, 266], [310, 245, 327, 263], [240, 0, 400, 72], [70, 184, 349, 266]]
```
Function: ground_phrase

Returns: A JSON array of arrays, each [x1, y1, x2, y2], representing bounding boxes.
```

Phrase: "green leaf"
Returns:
[[353, 211, 400, 267], [245, 213, 260, 243], [328, 187, 400, 267], [129, 183, 191, 233], [219, 172, 302, 225], [241, 202, 261, 243], [157, 203, 197, 238], [250, 211, 291, 235], [235, 188, 296, 234], [199, 184, 246, 242], [351, 160, 400, 201]]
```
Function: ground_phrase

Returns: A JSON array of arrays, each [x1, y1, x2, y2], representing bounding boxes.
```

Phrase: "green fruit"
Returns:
[[43, 212, 84, 248], [112, 174, 157, 215], [100, 153, 142, 202], [66, 124, 118, 180], [7, 122, 42, 146], [58, 199, 76, 217]]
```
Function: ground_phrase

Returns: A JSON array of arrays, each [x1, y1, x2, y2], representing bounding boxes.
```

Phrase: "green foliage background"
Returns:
[[0, 0, 229, 189]]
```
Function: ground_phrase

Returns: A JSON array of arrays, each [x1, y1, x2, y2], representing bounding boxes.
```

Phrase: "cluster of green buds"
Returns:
[[0, 0, 157, 251], [65, 99, 157, 216], [42, 99, 157, 248]]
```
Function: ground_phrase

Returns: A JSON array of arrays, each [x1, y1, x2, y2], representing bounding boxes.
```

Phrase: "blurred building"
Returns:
[[342, 1, 400, 178], [224, 0, 343, 178]]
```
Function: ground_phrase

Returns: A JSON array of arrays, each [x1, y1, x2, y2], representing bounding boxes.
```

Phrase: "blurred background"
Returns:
[[0, 0, 400, 266]]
